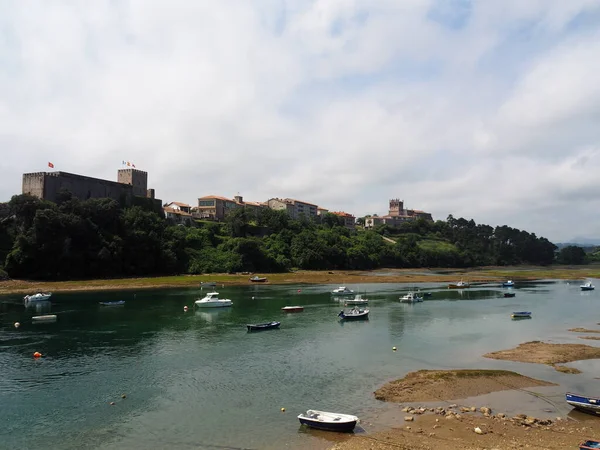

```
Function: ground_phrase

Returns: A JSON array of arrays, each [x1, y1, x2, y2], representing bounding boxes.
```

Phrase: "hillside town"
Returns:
[[20, 167, 433, 228]]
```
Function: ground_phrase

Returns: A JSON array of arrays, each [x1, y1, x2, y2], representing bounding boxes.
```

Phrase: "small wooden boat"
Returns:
[[281, 306, 304, 312], [448, 280, 470, 289], [247, 321, 280, 332], [511, 311, 531, 318], [581, 281, 595, 291], [32, 314, 57, 323], [298, 409, 359, 432], [580, 439, 600, 449], [566, 393, 600, 416], [338, 308, 369, 320], [249, 276, 268, 282], [99, 301, 125, 306], [502, 280, 515, 287], [503, 292, 516, 298]]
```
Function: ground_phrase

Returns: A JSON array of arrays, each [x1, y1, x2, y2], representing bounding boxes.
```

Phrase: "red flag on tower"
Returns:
[[48, 162, 54, 168]]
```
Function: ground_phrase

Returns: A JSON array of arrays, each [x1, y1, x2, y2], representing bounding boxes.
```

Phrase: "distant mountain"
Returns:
[[567, 237, 600, 246]]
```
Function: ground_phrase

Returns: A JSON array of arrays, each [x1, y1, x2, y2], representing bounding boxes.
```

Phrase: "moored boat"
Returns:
[[297, 409, 359, 432], [24, 293, 52, 302], [99, 301, 125, 306], [338, 308, 369, 320], [502, 280, 515, 287], [580, 439, 600, 449], [503, 292, 516, 298], [399, 292, 423, 303], [247, 321, 280, 332], [581, 281, 595, 291], [281, 306, 304, 312], [32, 314, 57, 323], [566, 393, 600, 416], [448, 280, 470, 289], [331, 286, 354, 296], [511, 311, 531, 319], [345, 294, 369, 305], [195, 292, 233, 308], [249, 276, 268, 282]]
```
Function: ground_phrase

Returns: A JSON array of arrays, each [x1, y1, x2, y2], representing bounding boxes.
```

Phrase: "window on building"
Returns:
[[199, 200, 215, 207]]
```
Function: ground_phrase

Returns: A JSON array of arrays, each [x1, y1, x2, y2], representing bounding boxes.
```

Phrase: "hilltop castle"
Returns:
[[364, 198, 433, 229]]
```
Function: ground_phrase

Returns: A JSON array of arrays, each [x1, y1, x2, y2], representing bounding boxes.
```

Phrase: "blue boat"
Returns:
[[247, 321, 280, 332], [511, 311, 531, 319], [99, 301, 125, 306], [580, 440, 600, 449], [566, 393, 600, 416]]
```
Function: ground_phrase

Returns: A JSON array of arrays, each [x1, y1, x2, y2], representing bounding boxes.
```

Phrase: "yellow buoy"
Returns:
[[281, 407, 285, 412], [121, 394, 127, 399]]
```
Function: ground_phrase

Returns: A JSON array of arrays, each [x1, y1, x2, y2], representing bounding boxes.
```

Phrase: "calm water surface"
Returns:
[[1, 280, 599, 449]]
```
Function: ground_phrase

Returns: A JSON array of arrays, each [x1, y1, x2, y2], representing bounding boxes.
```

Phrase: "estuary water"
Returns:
[[1, 280, 599, 449]]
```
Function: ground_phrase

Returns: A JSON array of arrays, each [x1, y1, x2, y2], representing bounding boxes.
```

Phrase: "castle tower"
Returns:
[[388, 198, 404, 217], [118, 169, 148, 197]]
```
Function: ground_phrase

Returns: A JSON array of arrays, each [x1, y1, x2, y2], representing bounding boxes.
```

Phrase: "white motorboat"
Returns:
[[298, 410, 359, 432], [331, 286, 355, 296], [400, 292, 423, 303], [448, 280, 470, 289], [581, 281, 595, 291], [23, 292, 52, 302], [194, 292, 233, 308]]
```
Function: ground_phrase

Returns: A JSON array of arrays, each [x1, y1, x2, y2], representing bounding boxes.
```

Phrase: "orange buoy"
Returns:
[[297, 289, 301, 293], [33, 351, 42, 358]]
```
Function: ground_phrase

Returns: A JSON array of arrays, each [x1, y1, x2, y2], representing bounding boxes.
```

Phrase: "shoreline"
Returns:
[[1, 265, 599, 295]]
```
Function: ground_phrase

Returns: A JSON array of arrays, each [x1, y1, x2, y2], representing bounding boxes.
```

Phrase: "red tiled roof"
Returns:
[[284, 198, 318, 207], [199, 195, 234, 202], [332, 211, 355, 218], [243, 201, 265, 207], [167, 201, 191, 208], [164, 207, 192, 216]]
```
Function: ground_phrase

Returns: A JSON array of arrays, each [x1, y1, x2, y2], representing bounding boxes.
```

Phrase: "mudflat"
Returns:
[[373, 369, 555, 403]]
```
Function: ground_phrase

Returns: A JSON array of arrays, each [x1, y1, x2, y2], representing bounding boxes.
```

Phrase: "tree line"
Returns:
[[0, 193, 561, 281]]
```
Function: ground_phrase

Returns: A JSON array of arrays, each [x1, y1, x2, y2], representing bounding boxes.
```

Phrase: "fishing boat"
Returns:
[[247, 321, 280, 332], [99, 301, 125, 306], [200, 281, 217, 287], [345, 295, 369, 305], [580, 439, 600, 449], [399, 292, 423, 303], [194, 292, 233, 308], [297, 410, 359, 432], [331, 286, 355, 296], [23, 292, 52, 302], [502, 280, 515, 287], [448, 280, 470, 289], [503, 292, 516, 298], [566, 393, 600, 416], [281, 306, 304, 312], [249, 276, 268, 282], [338, 308, 369, 320], [581, 281, 595, 291], [511, 311, 531, 319]]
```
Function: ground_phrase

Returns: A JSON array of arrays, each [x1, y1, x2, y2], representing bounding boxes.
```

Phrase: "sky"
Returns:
[[1, 0, 600, 243]]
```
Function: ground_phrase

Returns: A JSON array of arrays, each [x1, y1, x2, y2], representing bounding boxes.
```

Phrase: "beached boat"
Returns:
[[200, 281, 217, 287], [23, 292, 52, 302], [195, 292, 233, 308], [247, 321, 280, 332], [338, 308, 369, 320], [448, 280, 470, 289], [281, 306, 304, 312], [581, 281, 595, 291], [331, 286, 355, 296], [345, 294, 369, 306], [566, 393, 600, 416], [503, 292, 516, 298], [511, 311, 531, 319], [249, 276, 268, 282], [99, 301, 125, 306], [297, 410, 359, 432], [399, 292, 423, 303], [580, 439, 600, 449], [502, 280, 515, 287]]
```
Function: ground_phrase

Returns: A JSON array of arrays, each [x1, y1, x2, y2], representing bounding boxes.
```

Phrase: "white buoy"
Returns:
[[14, 322, 20, 329], [252, 296, 255, 300]]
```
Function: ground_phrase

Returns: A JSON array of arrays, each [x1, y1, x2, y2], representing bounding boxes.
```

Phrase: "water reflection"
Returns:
[[24, 300, 52, 314]]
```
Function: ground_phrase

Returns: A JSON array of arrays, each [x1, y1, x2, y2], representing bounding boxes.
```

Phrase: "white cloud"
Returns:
[[1, 0, 600, 241]]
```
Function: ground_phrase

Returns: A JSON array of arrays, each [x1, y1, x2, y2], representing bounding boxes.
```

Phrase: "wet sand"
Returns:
[[483, 341, 600, 372]]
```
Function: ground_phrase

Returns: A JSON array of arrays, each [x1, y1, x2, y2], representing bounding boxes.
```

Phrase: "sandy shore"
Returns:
[[1, 265, 598, 295], [483, 341, 600, 372], [330, 369, 599, 450], [373, 369, 555, 403]]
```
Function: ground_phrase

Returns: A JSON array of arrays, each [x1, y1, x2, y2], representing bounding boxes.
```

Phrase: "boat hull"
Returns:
[[298, 417, 357, 432], [281, 306, 304, 312], [195, 301, 233, 308], [339, 310, 369, 320], [247, 322, 280, 332], [566, 393, 600, 416], [99, 301, 125, 306], [448, 284, 469, 289], [581, 287, 595, 291], [580, 440, 600, 449], [504, 293, 516, 298], [24, 294, 52, 302], [511, 312, 531, 318]]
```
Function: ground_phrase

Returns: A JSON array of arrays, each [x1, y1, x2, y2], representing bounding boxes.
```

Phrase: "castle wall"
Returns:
[[22, 173, 46, 199], [118, 169, 148, 197]]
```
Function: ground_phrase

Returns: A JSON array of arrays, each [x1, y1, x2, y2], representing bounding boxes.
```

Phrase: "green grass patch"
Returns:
[[417, 239, 458, 253]]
